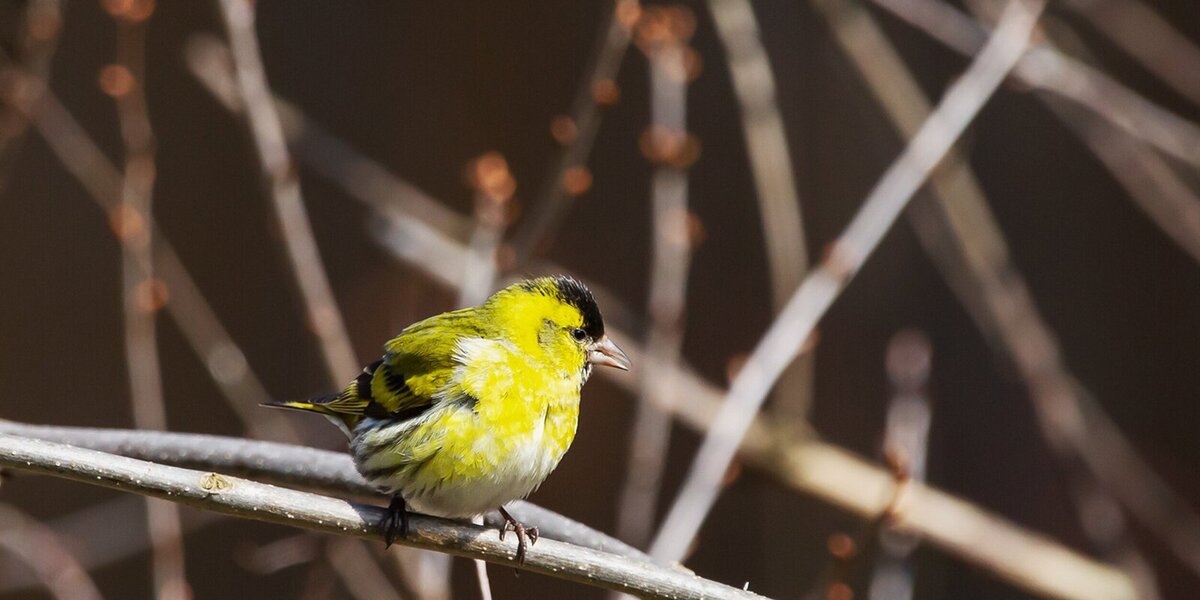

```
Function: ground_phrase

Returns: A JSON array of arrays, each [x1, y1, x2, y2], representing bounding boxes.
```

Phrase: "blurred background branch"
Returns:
[[648, 0, 1044, 565], [216, 0, 358, 384], [614, 4, 699, 549], [0, 503, 103, 600], [813, 0, 1172, 595], [0, 0, 60, 197], [106, 0, 190, 595], [507, 0, 634, 265]]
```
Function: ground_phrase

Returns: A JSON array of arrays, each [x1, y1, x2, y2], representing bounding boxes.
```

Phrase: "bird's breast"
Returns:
[[355, 338, 586, 518]]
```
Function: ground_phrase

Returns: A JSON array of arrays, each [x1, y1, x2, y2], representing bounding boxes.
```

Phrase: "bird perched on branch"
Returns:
[[265, 275, 630, 563]]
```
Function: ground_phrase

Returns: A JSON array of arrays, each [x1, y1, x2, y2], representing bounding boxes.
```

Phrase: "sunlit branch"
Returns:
[[0, 434, 764, 600], [0, 419, 654, 564]]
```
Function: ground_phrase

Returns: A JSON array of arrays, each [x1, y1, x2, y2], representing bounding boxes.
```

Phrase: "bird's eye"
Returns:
[[571, 328, 587, 342]]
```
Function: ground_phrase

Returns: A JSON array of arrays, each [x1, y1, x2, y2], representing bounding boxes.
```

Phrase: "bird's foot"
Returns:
[[497, 506, 538, 565], [380, 495, 409, 548]]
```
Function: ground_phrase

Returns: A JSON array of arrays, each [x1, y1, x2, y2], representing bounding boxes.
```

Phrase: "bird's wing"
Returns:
[[368, 306, 488, 419], [372, 307, 477, 407], [272, 307, 487, 425], [273, 356, 434, 426]]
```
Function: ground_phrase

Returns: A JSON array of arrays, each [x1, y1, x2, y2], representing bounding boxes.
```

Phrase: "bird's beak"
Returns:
[[588, 335, 631, 371]]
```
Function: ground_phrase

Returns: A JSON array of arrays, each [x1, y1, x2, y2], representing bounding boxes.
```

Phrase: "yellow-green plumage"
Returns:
[[267, 276, 629, 525]]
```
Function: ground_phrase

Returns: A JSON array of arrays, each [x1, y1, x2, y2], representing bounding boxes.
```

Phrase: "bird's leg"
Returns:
[[380, 495, 409, 548], [496, 506, 538, 565]]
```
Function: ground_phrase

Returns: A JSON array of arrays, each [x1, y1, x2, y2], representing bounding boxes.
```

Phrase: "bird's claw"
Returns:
[[380, 495, 409, 548], [497, 506, 537, 565]]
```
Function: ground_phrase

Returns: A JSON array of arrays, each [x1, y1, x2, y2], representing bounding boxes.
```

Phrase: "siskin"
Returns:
[[266, 275, 630, 562]]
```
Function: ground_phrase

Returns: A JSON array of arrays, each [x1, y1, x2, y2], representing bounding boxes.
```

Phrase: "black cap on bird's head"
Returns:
[[519, 275, 630, 371], [518, 275, 602, 335], [551, 275, 605, 338]]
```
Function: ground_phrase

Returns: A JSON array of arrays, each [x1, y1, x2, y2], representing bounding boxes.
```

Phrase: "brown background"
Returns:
[[2, 0, 1200, 598]]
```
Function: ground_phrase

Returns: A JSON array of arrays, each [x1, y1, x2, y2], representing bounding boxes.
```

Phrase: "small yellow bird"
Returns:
[[266, 275, 630, 562]]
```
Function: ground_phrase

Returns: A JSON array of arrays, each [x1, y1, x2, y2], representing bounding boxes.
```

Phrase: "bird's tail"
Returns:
[[262, 394, 358, 438], [261, 395, 341, 415]]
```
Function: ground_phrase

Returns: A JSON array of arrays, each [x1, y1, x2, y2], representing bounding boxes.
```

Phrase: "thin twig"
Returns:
[[0, 503, 104, 600], [871, 0, 1200, 169], [647, 0, 1045, 564], [471, 516, 494, 600], [236, 533, 320, 574], [391, 551, 451, 600], [185, 48, 1137, 598], [216, 0, 358, 382], [508, 0, 636, 264], [0, 0, 61, 197], [0, 422, 1136, 598], [325, 537, 407, 600], [811, 0, 1163, 595], [106, 5, 189, 597], [867, 331, 932, 600], [0, 434, 765, 600], [460, 153, 517, 307], [615, 6, 697, 549], [474, 558, 494, 600]]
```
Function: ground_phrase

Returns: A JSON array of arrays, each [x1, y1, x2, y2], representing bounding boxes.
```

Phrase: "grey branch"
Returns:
[[0, 433, 762, 600], [0, 420, 651, 564]]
